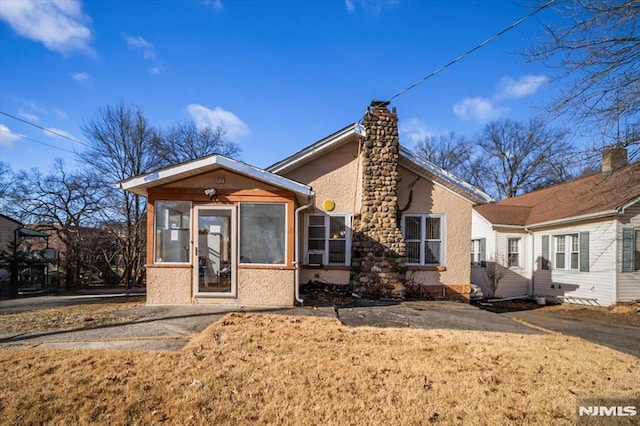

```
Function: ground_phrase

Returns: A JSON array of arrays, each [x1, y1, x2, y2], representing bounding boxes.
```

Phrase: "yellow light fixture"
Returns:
[[322, 199, 335, 211]]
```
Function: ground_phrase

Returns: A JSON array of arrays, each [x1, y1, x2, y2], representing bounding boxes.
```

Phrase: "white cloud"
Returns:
[[0, 124, 23, 146], [149, 66, 161, 75], [0, 0, 94, 55], [43, 127, 75, 140], [204, 0, 223, 9], [124, 34, 156, 60], [55, 108, 68, 119], [398, 118, 431, 144], [186, 104, 250, 140], [71, 72, 89, 83], [345, 0, 395, 14], [19, 112, 39, 122], [497, 75, 549, 99], [453, 97, 505, 122]]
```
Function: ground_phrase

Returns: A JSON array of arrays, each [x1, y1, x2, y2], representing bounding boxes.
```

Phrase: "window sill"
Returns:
[[406, 265, 447, 272], [146, 263, 192, 268], [239, 265, 295, 270], [303, 265, 350, 270]]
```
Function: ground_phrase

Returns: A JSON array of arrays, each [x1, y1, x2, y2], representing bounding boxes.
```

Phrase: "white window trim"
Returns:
[[402, 214, 446, 266], [553, 233, 579, 271], [471, 239, 481, 265], [507, 237, 521, 268], [304, 213, 351, 266]]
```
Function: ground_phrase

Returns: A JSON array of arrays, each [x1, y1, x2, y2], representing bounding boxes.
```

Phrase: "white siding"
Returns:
[[492, 231, 531, 298], [533, 219, 617, 306], [470, 210, 531, 298], [617, 203, 640, 302], [470, 210, 495, 297]]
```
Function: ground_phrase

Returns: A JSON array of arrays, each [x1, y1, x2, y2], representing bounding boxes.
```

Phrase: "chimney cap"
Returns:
[[370, 100, 390, 108]]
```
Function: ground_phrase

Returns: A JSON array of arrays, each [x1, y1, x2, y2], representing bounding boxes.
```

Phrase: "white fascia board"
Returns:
[[526, 210, 619, 229], [399, 146, 494, 204], [117, 155, 313, 197], [267, 124, 362, 174], [618, 195, 640, 213]]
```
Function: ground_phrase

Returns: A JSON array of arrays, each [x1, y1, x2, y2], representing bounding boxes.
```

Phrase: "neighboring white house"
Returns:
[[471, 147, 640, 306]]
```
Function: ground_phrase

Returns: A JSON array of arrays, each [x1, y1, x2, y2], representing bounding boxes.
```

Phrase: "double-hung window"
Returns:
[[306, 214, 350, 265], [402, 215, 445, 266], [508, 238, 520, 267], [555, 234, 579, 270]]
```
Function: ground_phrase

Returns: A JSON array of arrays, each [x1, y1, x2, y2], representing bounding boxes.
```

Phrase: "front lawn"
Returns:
[[1, 311, 638, 424]]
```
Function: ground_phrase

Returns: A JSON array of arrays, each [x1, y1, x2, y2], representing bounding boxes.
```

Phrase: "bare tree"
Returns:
[[473, 119, 575, 199], [158, 122, 241, 165], [80, 102, 162, 288], [484, 254, 509, 298], [527, 0, 640, 158], [10, 159, 102, 287], [0, 162, 14, 214], [413, 132, 483, 187]]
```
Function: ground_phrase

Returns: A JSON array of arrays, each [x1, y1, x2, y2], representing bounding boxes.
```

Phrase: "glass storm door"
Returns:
[[194, 206, 236, 297]]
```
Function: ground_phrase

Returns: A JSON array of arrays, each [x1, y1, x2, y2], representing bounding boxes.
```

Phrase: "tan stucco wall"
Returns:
[[398, 166, 472, 287], [236, 268, 294, 305], [284, 141, 361, 213], [147, 266, 295, 306], [147, 266, 193, 304]]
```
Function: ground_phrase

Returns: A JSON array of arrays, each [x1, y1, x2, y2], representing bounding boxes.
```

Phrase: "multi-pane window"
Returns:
[[471, 238, 486, 265], [239, 203, 286, 265], [555, 234, 578, 270], [154, 201, 191, 263], [306, 214, 349, 265], [403, 215, 444, 266], [508, 238, 520, 267]]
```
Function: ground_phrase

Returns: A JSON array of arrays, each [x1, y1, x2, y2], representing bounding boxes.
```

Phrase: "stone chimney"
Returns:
[[602, 146, 628, 175], [350, 101, 406, 299]]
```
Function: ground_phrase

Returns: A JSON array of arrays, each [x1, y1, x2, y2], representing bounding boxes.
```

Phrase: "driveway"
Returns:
[[4, 293, 639, 356], [502, 309, 640, 358]]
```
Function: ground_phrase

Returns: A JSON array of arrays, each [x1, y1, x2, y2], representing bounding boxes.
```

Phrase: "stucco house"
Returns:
[[119, 101, 491, 306], [471, 147, 640, 306]]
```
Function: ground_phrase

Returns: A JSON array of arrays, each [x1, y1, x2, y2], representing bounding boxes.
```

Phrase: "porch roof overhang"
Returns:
[[117, 155, 314, 199]]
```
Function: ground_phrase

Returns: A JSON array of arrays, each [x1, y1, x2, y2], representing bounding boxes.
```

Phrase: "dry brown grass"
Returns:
[[0, 296, 145, 333], [540, 302, 640, 327], [1, 311, 638, 425]]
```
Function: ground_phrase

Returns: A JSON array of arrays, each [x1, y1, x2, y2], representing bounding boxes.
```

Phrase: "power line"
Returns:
[[0, 110, 91, 148], [385, 0, 557, 104], [0, 129, 76, 154]]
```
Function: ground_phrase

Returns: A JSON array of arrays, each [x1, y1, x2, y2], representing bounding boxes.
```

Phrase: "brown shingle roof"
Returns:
[[475, 161, 640, 226]]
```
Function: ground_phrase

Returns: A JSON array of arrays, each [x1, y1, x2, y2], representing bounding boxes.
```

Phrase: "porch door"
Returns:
[[193, 206, 236, 297]]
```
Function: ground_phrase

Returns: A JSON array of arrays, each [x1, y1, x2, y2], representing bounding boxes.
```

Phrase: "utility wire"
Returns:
[[0, 129, 76, 154], [385, 0, 557, 103], [0, 110, 91, 148]]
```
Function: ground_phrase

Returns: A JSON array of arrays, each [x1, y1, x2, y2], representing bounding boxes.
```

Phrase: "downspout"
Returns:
[[525, 226, 534, 296], [294, 198, 314, 305]]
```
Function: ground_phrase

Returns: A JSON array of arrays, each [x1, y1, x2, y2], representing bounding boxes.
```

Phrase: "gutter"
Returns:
[[526, 210, 618, 229], [294, 199, 314, 305]]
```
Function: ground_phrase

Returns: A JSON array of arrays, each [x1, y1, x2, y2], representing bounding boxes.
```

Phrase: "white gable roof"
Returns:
[[118, 154, 313, 198]]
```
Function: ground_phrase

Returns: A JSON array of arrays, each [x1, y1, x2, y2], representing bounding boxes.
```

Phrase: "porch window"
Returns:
[[402, 215, 444, 266], [154, 201, 191, 263], [508, 238, 520, 267], [305, 214, 350, 265], [239, 203, 286, 265]]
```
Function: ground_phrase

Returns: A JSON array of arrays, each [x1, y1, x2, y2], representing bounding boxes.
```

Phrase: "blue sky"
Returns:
[[0, 0, 564, 175]]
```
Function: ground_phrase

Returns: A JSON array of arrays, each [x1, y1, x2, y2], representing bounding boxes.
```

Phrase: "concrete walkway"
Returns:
[[1, 294, 540, 351]]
